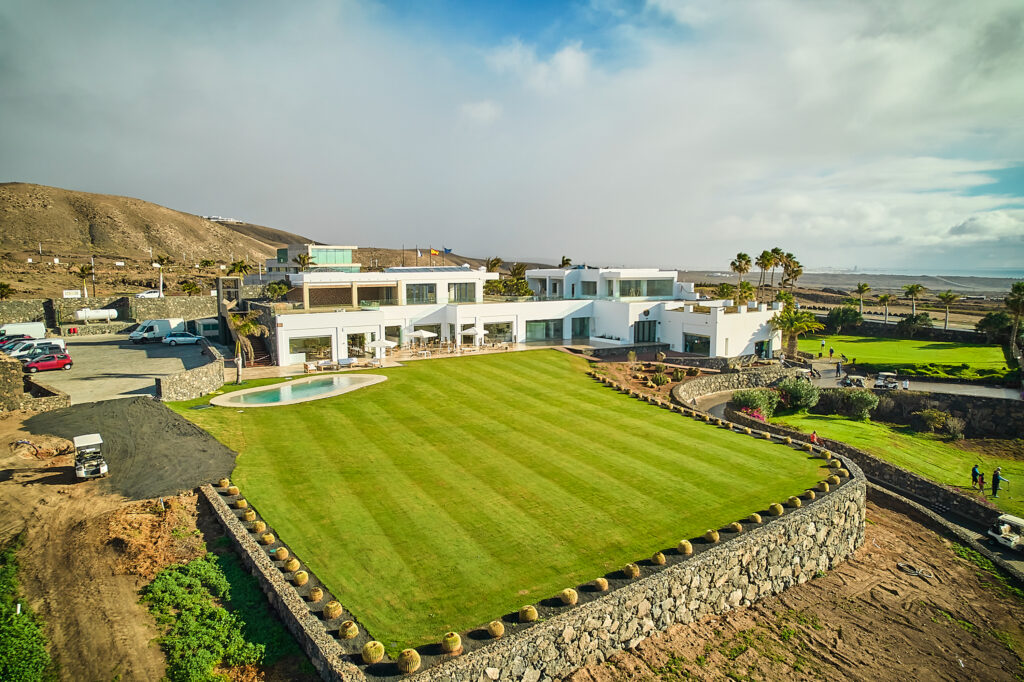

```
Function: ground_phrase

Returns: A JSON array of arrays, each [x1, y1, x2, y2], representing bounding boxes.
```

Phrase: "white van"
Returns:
[[0, 322, 47, 339], [129, 318, 185, 344], [6, 338, 67, 358]]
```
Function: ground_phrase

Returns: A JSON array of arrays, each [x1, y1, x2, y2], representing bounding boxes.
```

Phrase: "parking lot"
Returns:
[[31, 334, 226, 404]]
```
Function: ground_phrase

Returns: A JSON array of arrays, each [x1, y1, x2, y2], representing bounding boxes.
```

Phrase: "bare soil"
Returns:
[[565, 500, 1024, 682]]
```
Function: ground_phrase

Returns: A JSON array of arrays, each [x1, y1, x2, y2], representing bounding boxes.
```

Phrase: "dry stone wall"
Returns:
[[131, 295, 218, 322], [0, 353, 71, 413], [155, 341, 225, 401], [0, 299, 48, 325], [871, 390, 1024, 440], [672, 365, 798, 403]]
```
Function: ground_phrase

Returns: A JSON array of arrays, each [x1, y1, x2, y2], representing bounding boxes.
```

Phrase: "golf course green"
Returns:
[[174, 350, 826, 651]]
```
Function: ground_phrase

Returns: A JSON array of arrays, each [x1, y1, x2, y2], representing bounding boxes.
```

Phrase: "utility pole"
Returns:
[[90, 255, 96, 297]]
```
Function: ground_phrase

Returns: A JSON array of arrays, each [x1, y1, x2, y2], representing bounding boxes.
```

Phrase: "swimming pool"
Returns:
[[210, 374, 386, 407]]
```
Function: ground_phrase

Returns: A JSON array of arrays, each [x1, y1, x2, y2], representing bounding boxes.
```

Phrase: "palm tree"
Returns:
[[508, 262, 527, 280], [876, 293, 893, 325], [855, 282, 871, 314], [227, 260, 253, 276], [755, 250, 773, 300], [775, 290, 795, 311], [484, 257, 504, 273], [730, 252, 752, 285], [0, 282, 14, 300], [292, 253, 313, 271], [936, 290, 960, 331], [770, 307, 824, 357], [559, 256, 572, 268], [781, 255, 802, 290], [1005, 281, 1024, 348], [903, 284, 926, 316], [74, 264, 94, 297], [735, 280, 755, 306], [715, 282, 736, 300], [155, 255, 174, 268], [227, 310, 269, 384], [181, 281, 201, 297], [769, 247, 784, 288]]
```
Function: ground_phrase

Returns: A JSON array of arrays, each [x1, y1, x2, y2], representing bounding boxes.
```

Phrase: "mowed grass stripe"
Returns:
[[178, 350, 823, 650]]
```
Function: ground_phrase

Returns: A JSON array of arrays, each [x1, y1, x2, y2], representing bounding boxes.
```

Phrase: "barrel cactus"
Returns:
[[273, 547, 289, 561], [783, 436, 792, 445], [827, 474, 841, 485], [487, 620, 505, 638], [704, 529, 720, 543], [622, 563, 640, 579], [251, 521, 266, 534], [593, 577, 609, 591], [743, 427, 752, 435], [804, 490, 816, 501], [838, 468, 850, 478], [747, 513, 762, 524], [728, 522, 743, 533], [560, 588, 578, 605], [828, 459, 842, 469], [768, 503, 784, 516], [802, 442, 813, 451], [217, 477, 230, 488], [519, 605, 538, 622], [339, 620, 359, 639], [243, 509, 257, 522], [283, 557, 300, 572], [259, 532, 275, 545], [763, 432, 773, 440], [234, 498, 248, 509], [677, 540, 693, 555], [361, 641, 384, 664], [817, 481, 830, 493], [397, 649, 421, 674], [323, 600, 343, 620], [441, 631, 462, 654], [293, 570, 309, 586], [226, 485, 240, 496], [308, 587, 323, 602], [786, 496, 802, 508], [651, 551, 666, 565]]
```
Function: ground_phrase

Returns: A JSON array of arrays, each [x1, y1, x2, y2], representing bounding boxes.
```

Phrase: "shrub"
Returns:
[[226, 486, 240, 496], [292, 571, 308, 586], [487, 620, 505, 638], [686, 367, 700, 376], [748, 513, 762, 524], [251, 521, 266, 534], [672, 368, 685, 382], [243, 510, 256, 522], [593, 577, 609, 591], [732, 388, 780, 419], [768, 503, 784, 516], [362, 641, 385, 664], [825, 306, 863, 334], [704, 529, 720, 543], [273, 547, 289, 561], [323, 600, 342, 620], [308, 587, 323, 602], [259, 533, 275, 545], [218, 478, 230, 488], [519, 605, 538, 622], [623, 563, 641, 578], [339, 621, 359, 639], [656, 351, 667, 363], [397, 649, 421, 673], [0, 534, 52, 682], [945, 416, 966, 440], [896, 313, 934, 337], [652, 551, 666, 565], [283, 558, 300, 572], [560, 588, 578, 605], [814, 389, 845, 415], [677, 540, 693, 555], [651, 372, 669, 387], [786, 496, 801, 508], [776, 377, 820, 410], [846, 389, 879, 419], [912, 408, 949, 432], [728, 522, 743, 533]]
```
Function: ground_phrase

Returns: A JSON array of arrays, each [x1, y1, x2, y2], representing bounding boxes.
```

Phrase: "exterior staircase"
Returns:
[[245, 335, 274, 367]]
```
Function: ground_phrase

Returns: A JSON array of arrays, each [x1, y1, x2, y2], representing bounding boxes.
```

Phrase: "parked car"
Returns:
[[0, 335, 34, 352], [18, 344, 65, 361], [162, 331, 203, 346], [5, 338, 67, 359], [23, 353, 73, 373], [135, 289, 163, 298]]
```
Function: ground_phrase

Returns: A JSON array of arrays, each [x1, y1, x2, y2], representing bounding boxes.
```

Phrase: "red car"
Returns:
[[23, 353, 73, 373]]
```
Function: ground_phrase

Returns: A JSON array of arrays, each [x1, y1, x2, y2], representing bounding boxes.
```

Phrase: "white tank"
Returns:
[[74, 308, 118, 321]]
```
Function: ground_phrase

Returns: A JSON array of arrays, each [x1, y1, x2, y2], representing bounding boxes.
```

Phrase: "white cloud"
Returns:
[[487, 40, 591, 92], [459, 100, 502, 126]]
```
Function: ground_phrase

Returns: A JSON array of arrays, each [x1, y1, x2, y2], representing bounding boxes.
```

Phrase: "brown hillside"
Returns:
[[217, 220, 321, 249], [0, 183, 298, 262]]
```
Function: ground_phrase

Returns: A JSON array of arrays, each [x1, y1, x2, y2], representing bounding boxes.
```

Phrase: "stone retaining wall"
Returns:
[[671, 366, 797, 403], [870, 390, 1024, 439], [131, 295, 218, 322], [0, 299, 48, 325], [724, 405, 1001, 528], [0, 353, 72, 413], [155, 341, 225, 401], [20, 378, 71, 412], [811, 316, 984, 343]]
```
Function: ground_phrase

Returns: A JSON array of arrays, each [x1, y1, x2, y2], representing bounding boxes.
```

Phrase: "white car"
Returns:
[[162, 331, 203, 346], [135, 289, 163, 298]]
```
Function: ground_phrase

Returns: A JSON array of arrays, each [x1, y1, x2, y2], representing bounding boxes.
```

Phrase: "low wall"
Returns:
[[811, 316, 984, 343], [0, 299, 48, 325], [0, 353, 71, 413], [131, 295, 218, 322], [871, 390, 1024, 439], [587, 343, 670, 359], [155, 341, 225, 401], [20, 378, 71, 412], [671, 366, 798, 403], [724, 405, 1002, 528]]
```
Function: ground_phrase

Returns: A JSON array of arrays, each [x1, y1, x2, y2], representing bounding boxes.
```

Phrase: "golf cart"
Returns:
[[874, 372, 899, 390], [73, 433, 108, 480], [841, 374, 866, 388], [988, 514, 1024, 553]]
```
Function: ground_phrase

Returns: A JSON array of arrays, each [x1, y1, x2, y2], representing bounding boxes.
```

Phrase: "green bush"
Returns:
[[895, 313, 934, 338], [776, 377, 820, 410], [945, 416, 966, 440], [651, 372, 669, 387], [732, 388, 781, 419], [814, 388, 878, 420], [0, 534, 53, 682], [911, 408, 949, 433], [686, 367, 700, 377], [825, 306, 863, 334]]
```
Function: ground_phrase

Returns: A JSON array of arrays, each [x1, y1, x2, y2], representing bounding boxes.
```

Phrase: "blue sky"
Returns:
[[1, 0, 1022, 273]]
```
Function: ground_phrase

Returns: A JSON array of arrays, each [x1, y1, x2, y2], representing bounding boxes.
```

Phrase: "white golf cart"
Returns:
[[874, 371, 899, 390], [988, 514, 1024, 553], [73, 433, 109, 480]]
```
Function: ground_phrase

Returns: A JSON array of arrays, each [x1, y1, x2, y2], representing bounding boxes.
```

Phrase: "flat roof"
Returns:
[[386, 266, 476, 273]]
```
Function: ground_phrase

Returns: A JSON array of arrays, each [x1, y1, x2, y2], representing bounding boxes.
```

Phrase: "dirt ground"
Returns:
[[566, 500, 1024, 682]]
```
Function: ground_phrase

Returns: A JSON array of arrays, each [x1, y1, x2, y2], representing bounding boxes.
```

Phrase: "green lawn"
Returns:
[[773, 412, 1024, 518], [173, 351, 825, 651], [799, 334, 1012, 382]]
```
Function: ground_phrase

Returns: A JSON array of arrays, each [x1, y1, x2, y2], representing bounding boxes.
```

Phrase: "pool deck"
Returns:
[[210, 373, 387, 407]]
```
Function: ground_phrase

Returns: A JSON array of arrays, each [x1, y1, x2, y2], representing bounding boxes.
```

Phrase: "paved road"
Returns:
[[32, 334, 219, 404], [807, 358, 1021, 400]]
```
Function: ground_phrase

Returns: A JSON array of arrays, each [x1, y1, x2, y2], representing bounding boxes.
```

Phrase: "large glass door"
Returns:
[[634, 320, 657, 343]]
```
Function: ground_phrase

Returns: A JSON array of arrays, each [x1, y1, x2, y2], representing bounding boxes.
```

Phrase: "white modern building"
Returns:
[[254, 257, 781, 366]]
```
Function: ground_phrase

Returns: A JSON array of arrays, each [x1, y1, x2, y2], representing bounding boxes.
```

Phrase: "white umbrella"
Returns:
[[462, 326, 488, 336], [407, 329, 438, 347], [366, 338, 397, 360]]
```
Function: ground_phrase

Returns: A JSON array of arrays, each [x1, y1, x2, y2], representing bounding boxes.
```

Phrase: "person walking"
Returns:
[[835, 361, 843, 377], [971, 464, 980, 490], [978, 472, 985, 495], [993, 468, 1010, 498], [829, 346, 834, 359]]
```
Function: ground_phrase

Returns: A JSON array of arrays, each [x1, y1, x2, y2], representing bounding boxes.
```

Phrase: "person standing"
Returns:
[[993, 468, 1010, 498], [971, 464, 980, 490], [978, 472, 986, 495], [836, 361, 843, 377], [820, 339, 826, 356], [829, 346, 834, 359]]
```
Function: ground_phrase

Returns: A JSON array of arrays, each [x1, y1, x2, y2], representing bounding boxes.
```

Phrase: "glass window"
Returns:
[[310, 248, 353, 265], [646, 279, 674, 297], [276, 248, 289, 263], [288, 335, 332, 359], [406, 283, 436, 304], [581, 281, 597, 296], [483, 322, 513, 342], [607, 280, 614, 297], [683, 333, 710, 356], [448, 282, 476, 303], [619, 279, 643, 297]]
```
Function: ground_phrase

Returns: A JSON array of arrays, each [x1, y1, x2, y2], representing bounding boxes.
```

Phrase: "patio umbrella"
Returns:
[[407, 329, 438, 346], [366, 338, 397, 360]]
